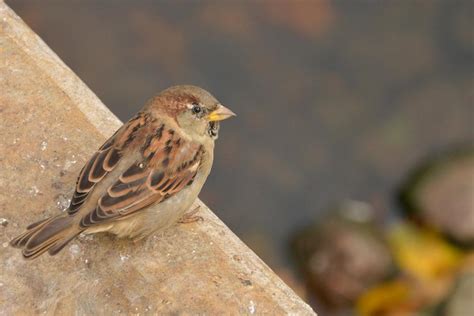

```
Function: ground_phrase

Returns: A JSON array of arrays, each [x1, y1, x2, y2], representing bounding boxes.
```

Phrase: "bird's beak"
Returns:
[[207, 104, 236, 122]]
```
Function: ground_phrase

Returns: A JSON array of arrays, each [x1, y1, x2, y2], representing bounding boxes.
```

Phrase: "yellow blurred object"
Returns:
[[356, 280, 410, 316], [357, 224, 467, 316], [388, 223, 464, 280]]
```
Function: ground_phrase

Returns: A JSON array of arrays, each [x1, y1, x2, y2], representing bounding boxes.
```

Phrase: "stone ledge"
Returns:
[[0, 2, 315, 314]]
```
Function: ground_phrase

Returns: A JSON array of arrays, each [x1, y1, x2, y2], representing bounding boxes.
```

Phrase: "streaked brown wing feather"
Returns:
[[79, 124, 204, 227], [68, 112, 151, 215]]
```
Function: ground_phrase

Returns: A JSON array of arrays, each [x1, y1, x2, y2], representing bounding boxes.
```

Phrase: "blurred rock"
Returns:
[[442, 272, 474, 316], [291, 201, 393, 307], [399, 148, 474, 245]]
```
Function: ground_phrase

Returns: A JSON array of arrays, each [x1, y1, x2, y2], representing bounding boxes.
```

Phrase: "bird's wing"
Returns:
[[67, 112, 151, 215], [78, 120, 205, 227]]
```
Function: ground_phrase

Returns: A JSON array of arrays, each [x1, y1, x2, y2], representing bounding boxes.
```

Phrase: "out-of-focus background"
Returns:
[[9, 1, 473, 315]]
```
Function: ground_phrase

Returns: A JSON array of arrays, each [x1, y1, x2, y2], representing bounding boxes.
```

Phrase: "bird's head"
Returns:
[[147, 85, 235, 141]]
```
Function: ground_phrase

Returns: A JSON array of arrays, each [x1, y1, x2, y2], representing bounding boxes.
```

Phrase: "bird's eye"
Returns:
[[192, 104, 202, 114]]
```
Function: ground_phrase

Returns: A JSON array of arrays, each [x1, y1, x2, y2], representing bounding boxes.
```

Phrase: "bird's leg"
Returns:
[[178, 206, 203, 224]]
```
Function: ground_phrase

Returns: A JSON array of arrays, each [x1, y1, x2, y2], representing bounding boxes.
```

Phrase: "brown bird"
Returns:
[[10, 85, 235, 259]]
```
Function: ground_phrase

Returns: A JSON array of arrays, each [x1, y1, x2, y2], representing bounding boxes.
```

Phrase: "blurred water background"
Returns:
[[9, 1, 473, 314]]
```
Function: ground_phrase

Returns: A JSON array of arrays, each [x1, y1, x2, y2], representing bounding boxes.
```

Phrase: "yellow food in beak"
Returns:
[[207, 104, 236, 122]]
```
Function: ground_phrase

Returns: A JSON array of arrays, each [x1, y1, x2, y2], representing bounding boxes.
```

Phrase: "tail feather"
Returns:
[[47, 234, 79, 256], [10, 215, 81, 259], [10, 217, 57, 248], [22, 237, 62, 260], [26, 217, 51, 230]]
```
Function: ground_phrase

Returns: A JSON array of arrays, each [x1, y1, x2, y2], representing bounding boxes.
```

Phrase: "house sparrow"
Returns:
[[10, 85, 235, 259]]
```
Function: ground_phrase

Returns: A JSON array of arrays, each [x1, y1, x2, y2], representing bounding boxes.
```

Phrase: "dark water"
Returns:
[[10, 0, 473, 285]]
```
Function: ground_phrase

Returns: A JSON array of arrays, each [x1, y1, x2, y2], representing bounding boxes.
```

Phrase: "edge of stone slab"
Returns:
[[193, 199, 316, 314], [0, 1, 315, 314]]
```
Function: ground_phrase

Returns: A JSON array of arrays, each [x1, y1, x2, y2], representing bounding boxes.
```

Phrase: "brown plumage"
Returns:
[[10, 85, 235, 259]]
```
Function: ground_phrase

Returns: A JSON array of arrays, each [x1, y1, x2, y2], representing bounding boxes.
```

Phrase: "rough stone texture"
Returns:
[[0, 2, 315, 315]]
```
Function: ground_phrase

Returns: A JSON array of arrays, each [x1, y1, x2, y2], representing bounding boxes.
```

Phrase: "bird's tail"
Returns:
[[10, 214, 81, 259]]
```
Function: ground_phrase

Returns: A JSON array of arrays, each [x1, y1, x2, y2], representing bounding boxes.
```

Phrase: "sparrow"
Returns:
[[10, 85, 235, 259]]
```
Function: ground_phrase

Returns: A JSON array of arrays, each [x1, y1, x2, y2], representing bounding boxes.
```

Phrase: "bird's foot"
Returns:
[[178, 206, 203, 224]]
